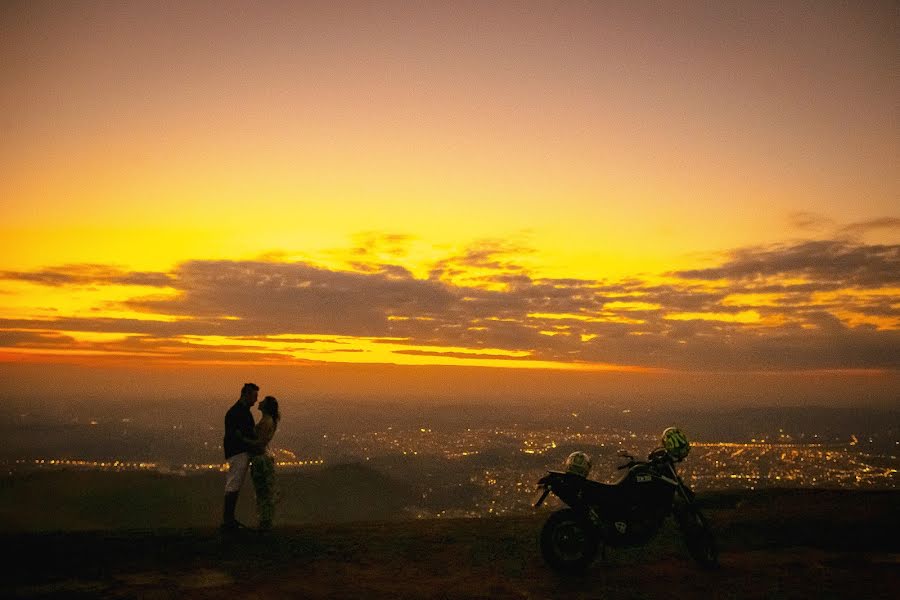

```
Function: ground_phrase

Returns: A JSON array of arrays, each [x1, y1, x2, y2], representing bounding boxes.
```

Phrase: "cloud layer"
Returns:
[[1, 236, 897, 371]]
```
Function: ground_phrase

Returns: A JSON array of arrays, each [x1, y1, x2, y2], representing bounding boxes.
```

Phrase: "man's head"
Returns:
[[240, 382, 260, 406]]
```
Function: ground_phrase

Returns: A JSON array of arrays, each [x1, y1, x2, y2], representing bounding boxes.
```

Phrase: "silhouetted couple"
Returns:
[[222, 382, 281, 532]]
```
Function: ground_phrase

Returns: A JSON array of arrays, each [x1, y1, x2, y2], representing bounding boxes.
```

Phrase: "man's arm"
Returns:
[[227, 426, 261, 450], [235, 428, 259, 444]]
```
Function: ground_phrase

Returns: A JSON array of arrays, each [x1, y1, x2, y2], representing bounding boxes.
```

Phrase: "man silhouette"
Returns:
[[221, 382, 260, 531]]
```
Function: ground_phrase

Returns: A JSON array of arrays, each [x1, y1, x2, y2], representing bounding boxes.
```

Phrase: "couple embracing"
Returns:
[[221, 382, 281, 532]]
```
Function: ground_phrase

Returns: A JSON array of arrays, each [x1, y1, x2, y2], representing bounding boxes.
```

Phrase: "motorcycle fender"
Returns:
[[537, 471, 565, 486]]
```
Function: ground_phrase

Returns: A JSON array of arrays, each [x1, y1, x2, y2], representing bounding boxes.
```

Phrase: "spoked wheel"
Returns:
[[539, 508, 599, 573], [676, 505, 719, 569]]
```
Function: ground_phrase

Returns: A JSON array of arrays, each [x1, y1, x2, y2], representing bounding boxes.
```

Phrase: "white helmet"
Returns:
[[564, 451, 592, 477]]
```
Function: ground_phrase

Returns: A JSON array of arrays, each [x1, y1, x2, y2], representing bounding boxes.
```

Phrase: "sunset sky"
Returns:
[[1, 2, 897, 406]]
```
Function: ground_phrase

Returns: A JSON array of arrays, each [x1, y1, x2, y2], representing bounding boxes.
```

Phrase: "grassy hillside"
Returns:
[[2, 489, 898, 599]]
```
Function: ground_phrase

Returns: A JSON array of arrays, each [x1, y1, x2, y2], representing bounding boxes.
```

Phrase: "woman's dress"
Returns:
[[250, 414, 277, 528]]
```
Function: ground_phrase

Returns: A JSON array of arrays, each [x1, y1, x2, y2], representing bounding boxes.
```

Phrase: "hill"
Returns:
[[2, 489, 898, 599]]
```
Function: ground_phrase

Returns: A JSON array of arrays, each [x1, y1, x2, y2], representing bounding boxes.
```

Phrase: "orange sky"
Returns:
[[1, 2, 897, 404]]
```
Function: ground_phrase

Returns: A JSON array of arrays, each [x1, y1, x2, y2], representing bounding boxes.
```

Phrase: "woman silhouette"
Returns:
[[250, 395, 280, 531]]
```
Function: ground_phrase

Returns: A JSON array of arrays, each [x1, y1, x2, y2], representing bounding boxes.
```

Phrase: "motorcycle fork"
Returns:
[[663, 461, 695, 506]]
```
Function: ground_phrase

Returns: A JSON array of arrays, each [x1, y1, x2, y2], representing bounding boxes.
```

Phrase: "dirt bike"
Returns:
[[534, 447, 718, 572]]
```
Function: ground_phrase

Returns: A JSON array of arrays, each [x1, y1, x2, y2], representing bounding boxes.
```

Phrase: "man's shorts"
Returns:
[[225, 452, 250, 492]]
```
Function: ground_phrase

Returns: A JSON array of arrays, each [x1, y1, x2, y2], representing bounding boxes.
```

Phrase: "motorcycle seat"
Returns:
[[580, 478, 628, 504], [541, 471, 632, 506]]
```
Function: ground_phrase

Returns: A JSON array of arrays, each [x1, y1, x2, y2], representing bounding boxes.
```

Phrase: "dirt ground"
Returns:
[[3, 489, 898, 599]]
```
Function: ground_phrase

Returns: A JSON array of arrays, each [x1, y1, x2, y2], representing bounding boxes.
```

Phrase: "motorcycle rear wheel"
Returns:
[[539, 508, 599, 573], [676, 505, 719, 569]]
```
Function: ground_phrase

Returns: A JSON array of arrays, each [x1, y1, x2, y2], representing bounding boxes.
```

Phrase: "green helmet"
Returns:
[[662, 427, 690, 460], [564, 451, 592, 477]]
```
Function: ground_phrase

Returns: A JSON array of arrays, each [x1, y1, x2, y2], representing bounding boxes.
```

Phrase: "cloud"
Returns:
[[786, 213, 899, 241], [350, 232, 416, 258], [838, 217, 900, 238], [788, 211, 835, 232], [428, 238, 535, 283], [0, 264, 173, 287], [672, 240, 899, 288], [128, 259, 458, 338], [0, 330, 76, 346], [1, 236, 897, 371], [392, 349, 532, 361]]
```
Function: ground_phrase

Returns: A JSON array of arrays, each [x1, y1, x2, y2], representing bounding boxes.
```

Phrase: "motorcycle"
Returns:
[[534, 443, 718, 572]]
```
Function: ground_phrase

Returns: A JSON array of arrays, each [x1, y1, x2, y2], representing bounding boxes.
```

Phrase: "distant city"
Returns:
[[2, 403, 897, 519]]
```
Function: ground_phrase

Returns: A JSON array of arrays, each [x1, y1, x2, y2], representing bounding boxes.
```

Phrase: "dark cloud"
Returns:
[[788, 211, 834, 232], [0, 330, 76, 347], [429, 239, 534, 281], [554, 315, 900, 371], [346, 263, 415, 278], [350, 232, 416, 257], [392, 349, 533, 361], [787, 214, 899, 241], [633, 285, 727, 312], [852, 301, 900, 318], [0, 329, 318, 364], [127, 259, 458, 338], [838, 217, 900, 238], [0, 264, 172, 287], [672, 240, 899, 287]]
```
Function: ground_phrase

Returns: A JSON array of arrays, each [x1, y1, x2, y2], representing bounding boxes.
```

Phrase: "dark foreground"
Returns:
[[3, 489, 898, 600]]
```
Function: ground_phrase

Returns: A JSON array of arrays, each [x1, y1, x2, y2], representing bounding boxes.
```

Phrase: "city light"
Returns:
[[5, 424, 895, 519]]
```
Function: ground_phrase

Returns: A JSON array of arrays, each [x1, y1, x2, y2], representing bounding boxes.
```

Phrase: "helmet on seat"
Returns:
[[564, 451, 592, 477], [662, 427, 690, 460]]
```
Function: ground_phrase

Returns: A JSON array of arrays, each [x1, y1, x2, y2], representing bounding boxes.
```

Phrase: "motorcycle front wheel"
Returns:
[[675, 505, 719, 569], [539, 508, 599, 573]]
